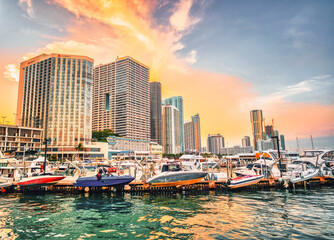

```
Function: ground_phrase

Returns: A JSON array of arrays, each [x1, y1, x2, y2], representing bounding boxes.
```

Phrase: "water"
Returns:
[[1, 187, 334, 239]]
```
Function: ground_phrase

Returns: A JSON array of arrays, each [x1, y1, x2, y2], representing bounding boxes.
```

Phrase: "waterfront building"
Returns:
[[280, 134, 286, 150], [47, 143, 107, 161], [257, 139, 274, 151], [150, 141, 163, 158], [242, 136, 251, 147], [92, 56, 150, 141], [207, 134, 224, 155], [0, 124, 43, 155], [184, 114, 201, 153], [162, 96, 184, 152], [162, 104, 181, 154], [150, 82, 162, 145], [265, 125, 274, 139], [184, 120, 194, 153], [220, 146, 254, 155], [250, 110, 264, 150], [17, 53, 93, 147]]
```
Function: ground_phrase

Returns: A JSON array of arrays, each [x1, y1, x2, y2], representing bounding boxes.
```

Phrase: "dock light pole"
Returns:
[[271, 136, 282, 177]]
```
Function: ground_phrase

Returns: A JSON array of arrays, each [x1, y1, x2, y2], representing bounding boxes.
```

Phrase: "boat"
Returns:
[[234, 151, 282, 178], [0, 177, 12, 188], [147, 162, 207, 187], [290, 168, 319, 184], [73, 174, 135, 187], [17, 174, 65, 187], [227, 175, 264, 189]]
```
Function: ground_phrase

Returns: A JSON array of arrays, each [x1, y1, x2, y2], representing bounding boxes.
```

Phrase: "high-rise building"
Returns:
[[162, 104, 181, 154], [250, 110, 264, 150], [192, 114, 201, 153], [150, 82, 162, 145], [92, 56, 150, 141], [184, 114, 201, 153], [162, 96, 184, 152], [265, 125, 274, 139], [207, 134, 224, 155], [280, 134, 286, 150], [17, 53, 94, 146], [242, 136, 251, 147], [184, 120, 194, 152], [272, 130, 280, 150]]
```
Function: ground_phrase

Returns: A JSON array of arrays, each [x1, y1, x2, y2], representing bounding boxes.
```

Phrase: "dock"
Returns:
[[3, 176, 334, 194]]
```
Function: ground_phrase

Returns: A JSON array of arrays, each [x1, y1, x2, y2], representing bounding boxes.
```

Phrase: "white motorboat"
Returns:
[[0, 177, 12, 188], [234, 151, 281, 178], [147, 162, 207, 187], [228, 175, 264, 189]]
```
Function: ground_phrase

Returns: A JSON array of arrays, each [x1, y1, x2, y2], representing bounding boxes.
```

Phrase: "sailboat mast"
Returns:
[[310, 135, 314, 150]]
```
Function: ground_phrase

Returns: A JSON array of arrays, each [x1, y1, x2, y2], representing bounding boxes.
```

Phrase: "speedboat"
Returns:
[[234, 151, 281, 178], [227, 175, 263, 189], [0, 177, 12, 188], [147, 162, 207, 187], [17, 174, 65, 187], [280, 160, 319, 186], [73, 174, 135, 187]]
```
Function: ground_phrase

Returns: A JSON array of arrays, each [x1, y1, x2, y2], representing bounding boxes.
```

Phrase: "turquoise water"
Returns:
[[1, 187, 334, 239]]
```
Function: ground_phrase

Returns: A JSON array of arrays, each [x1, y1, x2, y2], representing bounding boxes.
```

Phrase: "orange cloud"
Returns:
[[4, 64, 19, 82]]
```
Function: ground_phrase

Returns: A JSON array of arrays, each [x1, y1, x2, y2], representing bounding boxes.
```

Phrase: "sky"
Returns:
[[0, 0, 333, 149]]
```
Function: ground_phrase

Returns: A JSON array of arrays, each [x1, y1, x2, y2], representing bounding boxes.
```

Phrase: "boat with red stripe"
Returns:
[[17, 174, 65, 187]]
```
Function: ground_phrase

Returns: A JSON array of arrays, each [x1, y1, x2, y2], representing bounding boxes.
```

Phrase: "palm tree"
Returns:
[[75, 143, 85, 160]]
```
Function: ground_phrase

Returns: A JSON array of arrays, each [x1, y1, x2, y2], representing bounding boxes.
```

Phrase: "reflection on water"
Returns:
[[1, 187, 334, 239]]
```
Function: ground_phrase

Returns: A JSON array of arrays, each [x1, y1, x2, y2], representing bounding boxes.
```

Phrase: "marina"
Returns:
[[1, 149, 333, 194]]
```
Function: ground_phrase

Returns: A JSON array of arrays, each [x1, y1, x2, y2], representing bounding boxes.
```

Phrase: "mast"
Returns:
[[43, 62, 51, 174], [296, 137, 300, 153], [310, 135, 314, 150]]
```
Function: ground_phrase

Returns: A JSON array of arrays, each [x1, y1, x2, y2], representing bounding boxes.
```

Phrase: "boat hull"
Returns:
[[228, 175, 263, 189], [0, 178, 12, 188], [73, 175, 135, 187], [147, 171, 207, 187], [17, 175, 65, 187], [290, 169, 319, 184]]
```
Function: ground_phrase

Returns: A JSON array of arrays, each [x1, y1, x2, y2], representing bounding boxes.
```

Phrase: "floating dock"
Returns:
[[3, 176, 334, 194]]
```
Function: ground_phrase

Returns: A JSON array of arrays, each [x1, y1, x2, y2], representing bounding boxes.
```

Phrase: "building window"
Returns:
[[105, 93, 110, 111]]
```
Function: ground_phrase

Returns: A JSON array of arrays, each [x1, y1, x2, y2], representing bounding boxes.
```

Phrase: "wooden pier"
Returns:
[[3, 176, 334, 194]]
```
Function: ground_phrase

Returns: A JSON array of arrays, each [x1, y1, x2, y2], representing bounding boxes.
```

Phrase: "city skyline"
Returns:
[[1, 0, 333, 148]]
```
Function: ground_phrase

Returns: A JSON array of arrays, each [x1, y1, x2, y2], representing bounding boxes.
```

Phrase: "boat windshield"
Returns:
[[246, 164, 254, 170], [302, 151, 324, 157], [161, 164, 182, 172]]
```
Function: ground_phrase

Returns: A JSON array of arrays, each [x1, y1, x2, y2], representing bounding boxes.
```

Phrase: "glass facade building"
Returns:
[[150, 82, 162, 145], [17, 53, 93, 147], [162, 104, 181, 154], [162, 96, 184, 152], [184, 114, 201, 153], [207, 134, 225, 155], [92, 57, 150, 141], [250, 110, 264, 150]]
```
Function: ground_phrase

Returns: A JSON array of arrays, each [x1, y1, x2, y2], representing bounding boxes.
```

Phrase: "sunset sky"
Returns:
[[0, 0, 333, 149]]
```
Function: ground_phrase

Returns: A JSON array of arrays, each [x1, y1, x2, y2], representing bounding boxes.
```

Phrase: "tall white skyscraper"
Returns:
[[162, 104, 181, 154], [17, 53, 94, 146], [92, 56, 150, 141], [162, 96, 184, 152]]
